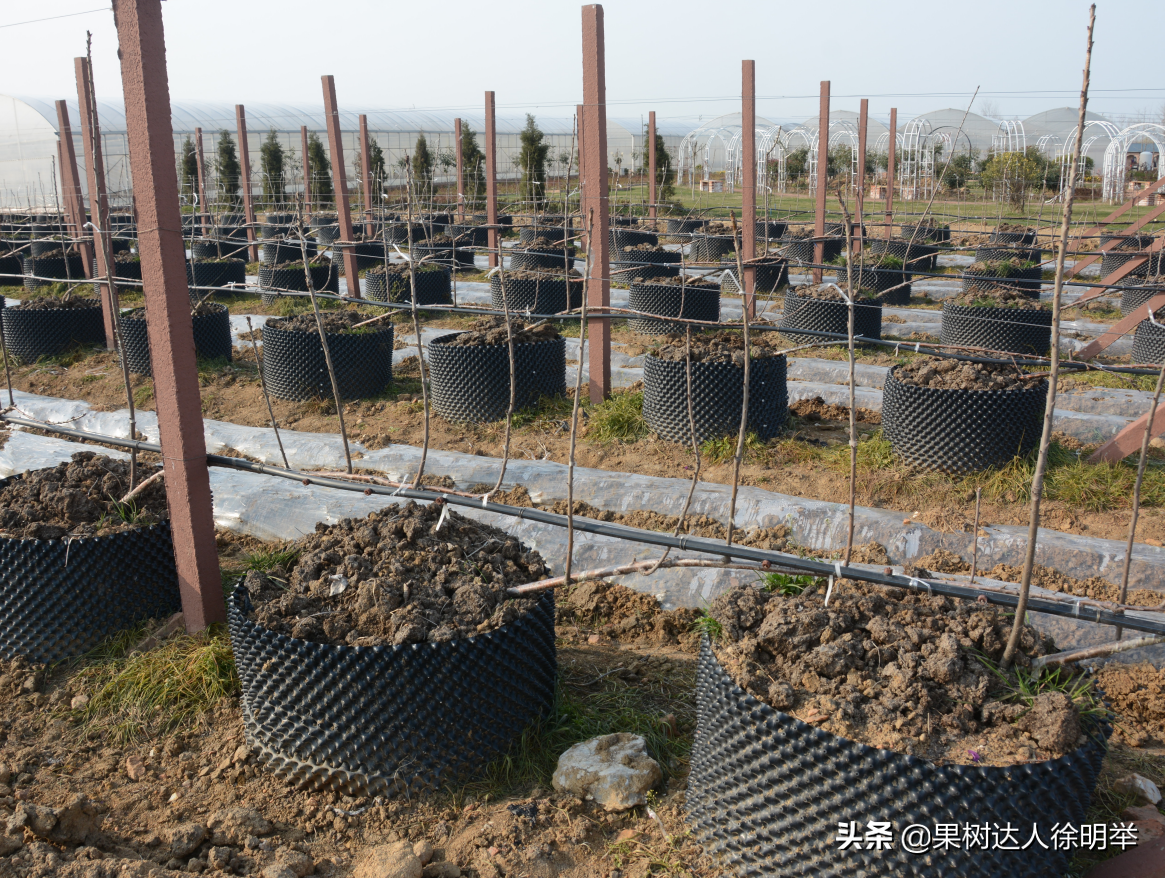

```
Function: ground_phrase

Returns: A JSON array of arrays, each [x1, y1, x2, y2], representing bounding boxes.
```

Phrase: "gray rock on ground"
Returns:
[[551, 733, 662, 811]]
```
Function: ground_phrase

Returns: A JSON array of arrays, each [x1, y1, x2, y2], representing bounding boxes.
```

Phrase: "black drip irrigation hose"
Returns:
[[2, 413, 1162, 638]]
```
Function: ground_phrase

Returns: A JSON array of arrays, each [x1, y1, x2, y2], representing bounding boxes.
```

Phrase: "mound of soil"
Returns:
[[266, 310, 379, 335], [967, 257, 1037, 274], [0, 452, 167, 540], [417, 235, 458, 246], [651, 330, 778, 365], [441, 318, 560, 347], [789, 283, 877, 302], [895, 357, 1028, 391], [709, 582, 1090, 765], [619, 244, 670, 254], [518, 237, 571, 252], [951, 286, 1047, 310], [124, 301, 222, 319], [783, 227, 813, 239], [13, 295, 100, 312], [791, 396, 881, 424], [994, 223, 1035, 234], [366, 262, 445, 278], [630, 275, 716, 287], [558, 580, 703, 651], [243, 503, 548, 647], [1095, 662, 1165, 747], [494, 269, 582, 283], [112, 251, 140, 264]]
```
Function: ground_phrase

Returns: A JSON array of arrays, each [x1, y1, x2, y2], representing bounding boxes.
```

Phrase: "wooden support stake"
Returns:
[[75, 57, 116, 348], [321, 76, 361, 298], [813, 81, 829, 283], [235, 104, 258, 262], [359, 113, 373, 236], [54, 101, 94, 278], [112, 0, 224, 630], [581, 4, 611, 402]]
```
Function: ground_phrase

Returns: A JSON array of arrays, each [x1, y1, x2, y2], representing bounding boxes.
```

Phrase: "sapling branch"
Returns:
[[726, 210, 750, 548], [836, 189, 858, 565], [245, 315, 289, 469], [563, 209, 595, 587], [403, 157, 432, 490]]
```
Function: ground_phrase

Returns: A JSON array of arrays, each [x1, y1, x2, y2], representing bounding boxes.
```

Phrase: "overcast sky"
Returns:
[[2, 0, 1161, 127]]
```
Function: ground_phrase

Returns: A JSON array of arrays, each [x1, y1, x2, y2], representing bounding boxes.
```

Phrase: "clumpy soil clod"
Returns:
[[243, 503, 548, 647], [0, 452, 167, 540], [895, 356, 1030, 392], [13, 295, 100, 312], [651, 330, 779, 365], [952, 285, 1047, 309], [789, 283, 877, 302], [442, 318, 561, 347], [266, 310, 381, 335], [710, 582, 1092, 766]]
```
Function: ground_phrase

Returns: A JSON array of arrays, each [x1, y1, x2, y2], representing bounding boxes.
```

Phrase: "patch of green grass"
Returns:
[[588, 391, 649, 443], [691, 611, 723, 642], [1064, 369, 1159, 393], [819, 431, 897, 472], [32, 343, 101, 369], [98, 494, 145, 530], [243, 547, 299, 573], [510, 393, 578, 431], [759, 571, 820, 595], [133, 384, 154, 407], [196, 355, 232, 376], [71, 627, 239, 743], [975, 651, 1109, 724], [699, 431, 766, 464]]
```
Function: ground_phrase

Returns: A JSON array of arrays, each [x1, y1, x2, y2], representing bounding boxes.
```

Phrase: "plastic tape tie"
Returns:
[[910, 576, 931, 597], [914, 343, 921, 353], [482, 492, 491, 508], [834, 561, 842, 580], [824, 576, 835, 608], [435, 504, 449, 532]]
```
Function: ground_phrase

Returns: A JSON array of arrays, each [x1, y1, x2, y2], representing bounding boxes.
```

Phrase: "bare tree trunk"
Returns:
[[726, 211, 751, 547], [1003, 5, 1096, 667], [564, 209, 595, 586], [245, 315, 289, 469]]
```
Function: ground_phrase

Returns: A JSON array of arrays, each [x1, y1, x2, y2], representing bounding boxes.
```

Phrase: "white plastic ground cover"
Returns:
[[1, 427, 1159, 664], [5, 389, 1164, 593]]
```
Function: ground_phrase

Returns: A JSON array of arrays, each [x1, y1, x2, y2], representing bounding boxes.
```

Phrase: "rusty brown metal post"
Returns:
[[485, 91, 499, 269], [300, 125, 311, 218], [193, 126, 209, 236], [359, 114, 373, 236], [582, 4, 611, 403], [112, 0, 224, 630], [75, 56, 116, 349], [321, 76, 361, 299], [885, 107, 897, 239], [812, 80, 829, 284], [855, 98, 868, 253], [454, 117, 464, 221], [55, 101, 94, 278], [742, 60, 756, 317], [648, 110, 657, 222], [235, 104, 258, 262]]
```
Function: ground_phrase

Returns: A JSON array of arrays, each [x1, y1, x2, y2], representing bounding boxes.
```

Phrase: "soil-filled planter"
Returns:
[[258, 262, 340, 303], [869, 237, 937, 272], [1100, 250, 1151, 279], [518, 225, 569, 245], [310, 214, 339, 245], [974, 245, 1041, 265], [490, 273, 582, 315], [779, 291, 882, 345], [260, 320, 393, 401], [1132, 317, 1165, 365], [192, 236, 246, 261], [839, 266, 911, 303], [628, 280, 720, 334], [899, 220, 951, 243], [613, 247, 681, 278], [228, 586, 555, 796], [94, 256, 143, 281], [643, 352, 787, 444], [1120, 283, 1165, 317], [510, 246, 577, 272], [338, 240, 391, 271], [261, 240, 317, 265], [22, 254, 86, 290], [0, 519, 180, 663], [119, 303, 233, 376], [719, 256, 789, 295], [754, 220, 788, 240], [187, 258, 246, 292], [1, 300, 105, 364], [687, 640, 1108, 878], [663, 218, 706, 242], [428, 333, 566, 423], [445, 223, 489, 247], [364, 266, 452, 305], [380, 222, 424, 244], [882, 366, 1046, 472], [779, 235, 842, 264], [411, 241, 475, 269], [940, 303, 1053, 356], [261, 220, 293, 239], [609, 228, 658, 250], [690, 234, 736, 263], [0, 254, 21, 281], [988, 227, 1036, 246], [961, 264, 1042, 296]]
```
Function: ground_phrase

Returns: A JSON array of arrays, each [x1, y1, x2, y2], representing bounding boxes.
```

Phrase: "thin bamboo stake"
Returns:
[[970, 487, 982, 585], [563, 209, 595, 587], [1003, 5, 1096, 667], [726, 211, 751, 548], [245, 315, 289, 469], [1115, 358, 1165, 639]]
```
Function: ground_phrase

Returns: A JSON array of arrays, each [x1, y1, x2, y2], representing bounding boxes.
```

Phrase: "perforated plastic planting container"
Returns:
[[778, 292, 882, 345], [940, 303, 1052, 356], [688, 640, 1108, 878], [228, 586, 556, 796], [260, 321, 393, 401], [1, 301, 105, 364]]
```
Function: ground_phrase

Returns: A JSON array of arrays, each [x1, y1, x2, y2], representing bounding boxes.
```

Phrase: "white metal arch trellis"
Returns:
[[1102, 123, 1165, 202]]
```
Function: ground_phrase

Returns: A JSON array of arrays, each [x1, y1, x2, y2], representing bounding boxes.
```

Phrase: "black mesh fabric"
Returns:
[[628, 281, 720, 335], [260, 322, 393, 401], [779, 293, 882, 345], [939, 304, 1052, 355], [428, 333, 566, 423], [1, 304, 105, 363], [988, 229, 1036, 246], [228, 587, 556, 797], [1100, 251, 1151, 279], [643, 353, 787, 444], [1132, 319, 1165, 365], [687, 640, 1108, 878], [1120, 284, 1165, 317], [490, 274, 582, 315], [0, 520, 180, 663], [881, 367, 1046, 473]]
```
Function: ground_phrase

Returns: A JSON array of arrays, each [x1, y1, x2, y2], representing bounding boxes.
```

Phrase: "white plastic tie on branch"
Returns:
[[391, 243, 411, 263], [435, 503, 449, 532], [824, 576, 836, 608], [482, 492, 491, 508], [823, 282, 851, 305], [834, 561, 843, 581], [910, 577, 932, 597]]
